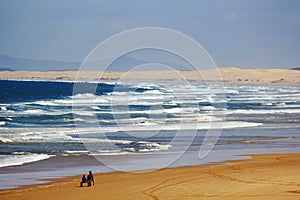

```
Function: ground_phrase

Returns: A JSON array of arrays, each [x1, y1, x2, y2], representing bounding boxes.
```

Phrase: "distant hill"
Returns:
[[0, 54, 194, 72], [0, 67, 14, 71], [291, 66, 300, 71], [0, 55, 80, 71]]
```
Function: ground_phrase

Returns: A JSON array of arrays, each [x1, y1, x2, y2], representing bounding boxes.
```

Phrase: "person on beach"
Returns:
[[87, 171, 95, 186], [80, 175, 87, 187]]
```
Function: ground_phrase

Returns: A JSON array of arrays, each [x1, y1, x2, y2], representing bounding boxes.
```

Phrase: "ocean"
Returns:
[[0, 80, 300, 189]]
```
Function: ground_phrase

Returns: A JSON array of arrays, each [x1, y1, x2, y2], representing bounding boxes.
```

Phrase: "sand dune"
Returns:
[[0, 67, 299, 84]]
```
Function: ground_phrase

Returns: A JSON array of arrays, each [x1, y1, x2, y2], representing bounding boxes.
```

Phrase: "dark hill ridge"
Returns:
[[291, 66, 300, 71], [0, 55, 193, 72], [0, 55, 80, 71], [0, 67, 14, 71], [1, 55, 297, 72]]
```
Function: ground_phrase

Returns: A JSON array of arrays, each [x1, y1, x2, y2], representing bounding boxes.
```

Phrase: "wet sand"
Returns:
[[1, 153, 300, 200]]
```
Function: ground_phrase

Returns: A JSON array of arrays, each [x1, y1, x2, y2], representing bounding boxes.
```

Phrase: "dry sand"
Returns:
[[0, 67, 299, 84], [1, 153, 300, 200]]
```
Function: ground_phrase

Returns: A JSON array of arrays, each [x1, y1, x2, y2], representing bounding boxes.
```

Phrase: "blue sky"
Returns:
[[0, 0, 299, 69]]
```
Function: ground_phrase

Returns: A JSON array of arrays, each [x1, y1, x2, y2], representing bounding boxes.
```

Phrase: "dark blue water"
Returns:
[[0, 80, 300, 169], [0, 80, 300, 190]]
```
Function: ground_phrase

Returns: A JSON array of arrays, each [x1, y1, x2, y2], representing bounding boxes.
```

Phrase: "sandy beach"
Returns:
[[1, 68, 300, 199], [2, 1, 300, 200], [0, 153, 299, 200], [0, 67, 299, 84]]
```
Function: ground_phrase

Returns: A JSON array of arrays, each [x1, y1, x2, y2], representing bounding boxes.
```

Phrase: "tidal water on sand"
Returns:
[[0, 80, 299, 189]]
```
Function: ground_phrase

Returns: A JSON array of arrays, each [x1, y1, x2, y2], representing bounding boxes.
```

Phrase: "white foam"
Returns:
[[93, 115, 223, 126], [77, 138, 133, 145], [63, 118, 84, 122], [90, 106, 101, 110], [207, 121, 262, 129], [123, 147, 136, 152], [0, 121, 6, 126], [109, 91, 128, 96], [116, 117, 148, 123], [89, 150, 128, 156], [111, 95, 169, 102], [80, 121, 262, 133], [31, 95, 107, 107], [134, 83, 160, 90], [0, 138, 12, 143], [264, 102, 286, 106], [0, 153, 54, 168], [72, 111, 95, 116], [227, 109, 300, 114], [63, 150, 89, 154], [0, 106, 7, 111], [128, 101, 166, 106], [224, 89, 239, 94], [71, 93, 96, 99], [163, 100, 178, 106], [96, 106, 199, 115], [136, 121, 157, 126], [13, 109, 70, 116], [31, 100, 58, 106], [201, 106, 217, 111], [94, 141, 173, 154], [23, 109, 46, 114], [143, 90, 165, 95], [263, 103, 300, 108], [10, 130, 75, 142], [137, 141, 172, 152], [166, 116, 223, 123]]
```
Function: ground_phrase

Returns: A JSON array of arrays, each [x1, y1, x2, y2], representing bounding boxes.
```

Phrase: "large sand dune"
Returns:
[[0, 67, 299, 84]]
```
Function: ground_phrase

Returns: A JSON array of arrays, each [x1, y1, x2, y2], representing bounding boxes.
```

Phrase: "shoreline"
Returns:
[[1, 153, 300, 199], [1, 146, 300, 191], [0, 67, 299, 85]]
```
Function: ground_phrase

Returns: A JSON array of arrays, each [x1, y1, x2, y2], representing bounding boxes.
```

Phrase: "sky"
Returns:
[[0, 0, 299, 69]]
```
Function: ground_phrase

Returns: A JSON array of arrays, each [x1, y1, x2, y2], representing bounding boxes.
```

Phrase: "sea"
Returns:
[[0, 79, 300, 189]]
